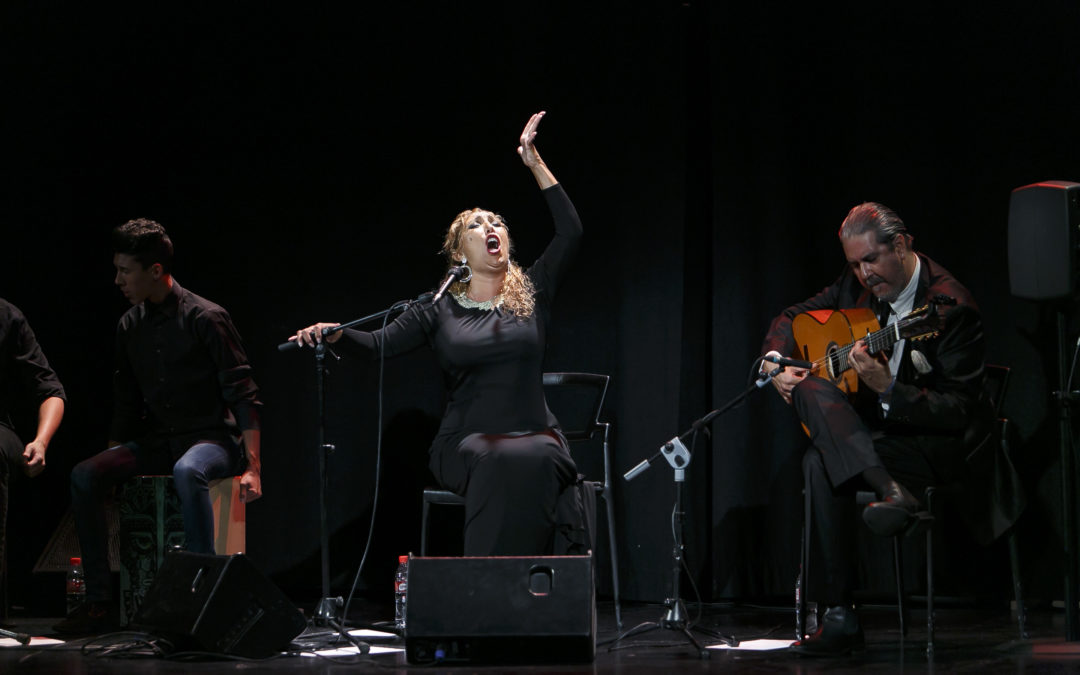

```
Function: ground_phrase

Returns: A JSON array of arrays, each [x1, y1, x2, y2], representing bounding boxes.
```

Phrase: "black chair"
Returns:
[[420, 372, 622, 629], [797, 364, 1028, 654]]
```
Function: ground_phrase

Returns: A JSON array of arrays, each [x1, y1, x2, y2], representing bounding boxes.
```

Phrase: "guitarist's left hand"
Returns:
[[848, 339, 894, 394]]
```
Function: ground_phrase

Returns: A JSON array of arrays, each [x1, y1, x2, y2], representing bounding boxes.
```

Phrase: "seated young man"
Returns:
[[56, 219, 263, 634]]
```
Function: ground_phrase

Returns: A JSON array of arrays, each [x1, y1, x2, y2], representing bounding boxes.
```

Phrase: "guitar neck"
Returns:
[[830, 317, 911, 375]]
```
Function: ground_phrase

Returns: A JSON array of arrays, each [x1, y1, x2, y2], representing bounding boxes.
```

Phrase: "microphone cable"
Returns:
[[339, 298, 415, 632]]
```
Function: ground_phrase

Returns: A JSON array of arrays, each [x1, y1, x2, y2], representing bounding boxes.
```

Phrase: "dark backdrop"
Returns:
[[1, 1, 1077, 612]]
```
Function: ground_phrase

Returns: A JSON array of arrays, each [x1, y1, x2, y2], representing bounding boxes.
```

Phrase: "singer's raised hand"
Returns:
[[518, 111, 557, 190], [290, 322, 343, 348], [518, 111, 545, 167]]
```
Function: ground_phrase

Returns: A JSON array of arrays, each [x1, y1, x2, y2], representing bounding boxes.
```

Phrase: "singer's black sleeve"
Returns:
[[527, 184, 582, 301], [336, 301, 437, 360]]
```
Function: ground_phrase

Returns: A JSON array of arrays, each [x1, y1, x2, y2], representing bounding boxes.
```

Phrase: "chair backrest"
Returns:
[[984, 364, 1010, 417], [542, 372, 610, 442], [542, 372, 612, 491]]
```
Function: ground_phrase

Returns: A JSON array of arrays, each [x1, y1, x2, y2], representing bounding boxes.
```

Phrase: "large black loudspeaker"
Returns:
[[132, 551, 306, 658], [405, 555, 595, 664], [1008, 180, 1080, 300]]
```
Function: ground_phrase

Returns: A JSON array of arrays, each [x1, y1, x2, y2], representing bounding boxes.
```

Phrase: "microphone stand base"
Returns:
[[314, 596, 344, 626]]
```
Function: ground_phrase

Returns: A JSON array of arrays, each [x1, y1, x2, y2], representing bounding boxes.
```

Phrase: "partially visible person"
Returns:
[[55, 219, 262, 635], [290, 111, 585, 556], [760, 201, 990, 655], [0, 299, 65, 625]]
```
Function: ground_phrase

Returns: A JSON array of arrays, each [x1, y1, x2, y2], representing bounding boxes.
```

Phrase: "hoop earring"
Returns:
[[458, 263, 473, 283]]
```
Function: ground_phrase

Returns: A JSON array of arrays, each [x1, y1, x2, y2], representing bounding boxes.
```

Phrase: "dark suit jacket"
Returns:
[[762, 253, 1023, 543], [762, 252, 989, 443]]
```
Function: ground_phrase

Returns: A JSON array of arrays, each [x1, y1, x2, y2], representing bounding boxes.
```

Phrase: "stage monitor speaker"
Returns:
[[132, 551, 306, 658], [405, 554, 595, 664], [1008, 180, 1080, 300]]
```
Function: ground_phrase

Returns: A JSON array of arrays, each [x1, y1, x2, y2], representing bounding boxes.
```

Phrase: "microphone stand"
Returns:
[[1052, 308, 1080, 641], [277, 295, 427, 643], [617, 366, 781, 658]]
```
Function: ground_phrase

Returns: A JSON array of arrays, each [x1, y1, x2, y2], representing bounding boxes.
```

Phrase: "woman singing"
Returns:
[[290, 111, 584, 555]]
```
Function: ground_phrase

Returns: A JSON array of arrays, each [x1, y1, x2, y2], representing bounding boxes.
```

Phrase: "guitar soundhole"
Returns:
[[825, 343, 843, 382]]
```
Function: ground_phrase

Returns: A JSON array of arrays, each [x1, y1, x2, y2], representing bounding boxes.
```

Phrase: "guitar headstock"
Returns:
[[897, 298, 952, 342]]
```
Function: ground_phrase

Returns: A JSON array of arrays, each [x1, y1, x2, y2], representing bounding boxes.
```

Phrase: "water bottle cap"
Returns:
[[398, 555, 408, 564], [70, 557, 81, 565]]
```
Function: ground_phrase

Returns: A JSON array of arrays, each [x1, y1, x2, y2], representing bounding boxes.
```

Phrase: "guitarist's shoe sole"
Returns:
[[862, 502, 917, 537]]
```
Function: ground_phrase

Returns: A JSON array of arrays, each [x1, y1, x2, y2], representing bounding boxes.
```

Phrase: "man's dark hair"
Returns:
[[838, 202, 912, 250], [112, 218, 174, 273]]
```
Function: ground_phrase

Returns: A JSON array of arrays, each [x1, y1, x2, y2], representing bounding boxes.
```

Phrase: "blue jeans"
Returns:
[[70, 440, 242, 603]]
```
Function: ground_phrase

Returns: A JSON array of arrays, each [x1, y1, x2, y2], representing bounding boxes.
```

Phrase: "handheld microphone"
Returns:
[[432, 266, 464, 303], [763, 353, 814, 370], [278, 326, 335, 352], [278, 339, 302, 352]]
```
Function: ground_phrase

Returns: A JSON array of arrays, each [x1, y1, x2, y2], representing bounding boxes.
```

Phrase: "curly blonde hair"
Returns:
[[441, 208, 535, 318]]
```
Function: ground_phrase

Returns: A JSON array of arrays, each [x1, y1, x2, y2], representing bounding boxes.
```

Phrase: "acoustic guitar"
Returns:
[[789, 302, 945, 396]]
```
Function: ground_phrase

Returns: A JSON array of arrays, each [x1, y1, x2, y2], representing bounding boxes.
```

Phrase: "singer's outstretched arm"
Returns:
[[286, 111, 577, 353]]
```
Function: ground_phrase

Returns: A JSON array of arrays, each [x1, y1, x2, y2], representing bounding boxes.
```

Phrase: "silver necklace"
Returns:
[[453, 290, 503, 311]]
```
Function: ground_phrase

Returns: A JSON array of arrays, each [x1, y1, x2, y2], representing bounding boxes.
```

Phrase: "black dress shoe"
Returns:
[[862, 480, 919, 536], [790, 605, 864, 656]]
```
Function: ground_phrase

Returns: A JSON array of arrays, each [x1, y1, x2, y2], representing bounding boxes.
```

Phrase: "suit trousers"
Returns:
[[793, 376, 958, 605]]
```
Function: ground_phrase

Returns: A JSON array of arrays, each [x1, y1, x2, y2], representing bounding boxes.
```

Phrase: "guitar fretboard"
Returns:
[[822, 312, 926, 375]]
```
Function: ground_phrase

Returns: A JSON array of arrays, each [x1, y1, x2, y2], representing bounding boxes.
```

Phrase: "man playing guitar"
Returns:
[[760, 202, 991, 656]]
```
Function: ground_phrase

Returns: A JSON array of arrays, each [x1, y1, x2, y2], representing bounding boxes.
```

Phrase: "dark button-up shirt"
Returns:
[[0, 298, 66, 434], [110, 280, 261, 458]]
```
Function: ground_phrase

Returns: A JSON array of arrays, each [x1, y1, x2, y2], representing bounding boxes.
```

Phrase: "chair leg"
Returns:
[[598, 426, 622, 631], [1007, 528, 1029, 639], [601, 485, 622, 631], [893, 536, 907, 638], [420, 498, 431, 557], [797, 483, 812, 640]]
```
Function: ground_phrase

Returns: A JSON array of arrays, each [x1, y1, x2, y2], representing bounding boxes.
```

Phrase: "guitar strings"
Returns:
[[808, 312, 927, 377]]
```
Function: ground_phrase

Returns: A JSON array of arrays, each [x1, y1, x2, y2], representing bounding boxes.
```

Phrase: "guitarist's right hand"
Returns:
[[762, 354, 809, 405]]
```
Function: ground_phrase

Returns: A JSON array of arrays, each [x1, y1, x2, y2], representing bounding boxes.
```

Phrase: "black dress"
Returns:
[[340, 184, 583, 555]]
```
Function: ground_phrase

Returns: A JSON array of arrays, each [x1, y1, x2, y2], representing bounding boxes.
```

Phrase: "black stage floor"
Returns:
[[1, 600, 1075, 673]]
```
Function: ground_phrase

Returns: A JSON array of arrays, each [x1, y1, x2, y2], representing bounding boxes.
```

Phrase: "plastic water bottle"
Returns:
[[66, 557, 86, 616], [394, 555, 408, 631]]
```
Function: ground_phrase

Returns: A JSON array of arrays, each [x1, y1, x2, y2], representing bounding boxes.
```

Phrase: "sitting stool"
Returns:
[[117, 475, 245, 624]]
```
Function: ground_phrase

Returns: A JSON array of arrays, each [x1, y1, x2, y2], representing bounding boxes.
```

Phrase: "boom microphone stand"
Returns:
[[618, 361, 788, 657], [277, 294, 428, 642]]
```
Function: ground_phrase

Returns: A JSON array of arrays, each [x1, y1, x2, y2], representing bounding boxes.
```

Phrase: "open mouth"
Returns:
[[486, 234, 501, 254]]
